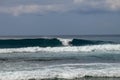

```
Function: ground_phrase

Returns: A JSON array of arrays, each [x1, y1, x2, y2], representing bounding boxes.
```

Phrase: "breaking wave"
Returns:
[[0, 44, 120, 53], [0, 37, 120, 80], [0, 38, 115, 48]]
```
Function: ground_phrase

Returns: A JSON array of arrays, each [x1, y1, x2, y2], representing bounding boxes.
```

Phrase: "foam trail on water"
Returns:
[[0, 44, 120, 53]]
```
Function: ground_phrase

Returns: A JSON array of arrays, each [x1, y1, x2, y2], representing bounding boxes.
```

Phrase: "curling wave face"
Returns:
[[0, 38, 62, 48], [0, 38, 115, 48]]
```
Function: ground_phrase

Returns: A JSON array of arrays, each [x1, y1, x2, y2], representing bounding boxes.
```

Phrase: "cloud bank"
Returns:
[[0, 0, 120, 16], [74, 0, 120, 10], [0, 4, 65, 16]]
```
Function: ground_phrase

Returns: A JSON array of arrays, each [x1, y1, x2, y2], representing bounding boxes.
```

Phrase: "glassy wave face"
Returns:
[[0, 36, 120, 80], [0, 38, 115, 48], [0, 38, 119, 53], [0, 38, 62, 48]]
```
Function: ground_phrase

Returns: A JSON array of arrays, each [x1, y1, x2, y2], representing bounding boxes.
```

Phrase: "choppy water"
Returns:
[[0, 35, 120, 80]]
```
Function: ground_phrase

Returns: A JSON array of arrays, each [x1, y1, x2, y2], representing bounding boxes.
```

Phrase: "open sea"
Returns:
[[0, 35, 120, 80]]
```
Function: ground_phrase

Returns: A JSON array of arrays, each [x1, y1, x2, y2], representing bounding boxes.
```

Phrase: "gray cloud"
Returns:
[[0, 0, 120, 16], [0, 4, 66, 16], [74, 0, 120, 11]]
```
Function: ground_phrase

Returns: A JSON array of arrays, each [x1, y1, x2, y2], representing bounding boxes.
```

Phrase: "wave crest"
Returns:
[[0, 38, 115, 48]]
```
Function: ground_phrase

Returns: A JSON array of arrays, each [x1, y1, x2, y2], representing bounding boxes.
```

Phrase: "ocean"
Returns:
[[0, 35, 120, 80]]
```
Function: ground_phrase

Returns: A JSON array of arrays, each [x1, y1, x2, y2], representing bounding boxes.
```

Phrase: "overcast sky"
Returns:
[[0, 0, 120, 35]]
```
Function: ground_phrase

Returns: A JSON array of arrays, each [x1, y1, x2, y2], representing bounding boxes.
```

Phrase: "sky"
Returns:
[[0, 0, 120, 35]]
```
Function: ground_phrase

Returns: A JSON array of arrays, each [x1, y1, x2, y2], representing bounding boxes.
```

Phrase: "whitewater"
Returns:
[[0, 36, 120, 80], [0, 44, 120, 53], [1, 63, 120, 80]]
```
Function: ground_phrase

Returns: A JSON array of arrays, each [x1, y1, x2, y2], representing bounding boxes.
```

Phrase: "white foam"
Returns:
[[0, 44, 120, 53], [57, 38, 72, 46], [1, 63, 120, 80]]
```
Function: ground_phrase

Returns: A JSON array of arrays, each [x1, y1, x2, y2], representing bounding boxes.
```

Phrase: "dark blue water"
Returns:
[[0, 35, 120, 80]]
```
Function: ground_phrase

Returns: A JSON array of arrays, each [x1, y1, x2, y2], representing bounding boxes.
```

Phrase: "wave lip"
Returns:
[[0, 38, 116, 48]]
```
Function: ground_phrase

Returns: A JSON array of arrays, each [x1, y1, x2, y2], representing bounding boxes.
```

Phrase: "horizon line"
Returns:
[[0, 34, 120, 37]]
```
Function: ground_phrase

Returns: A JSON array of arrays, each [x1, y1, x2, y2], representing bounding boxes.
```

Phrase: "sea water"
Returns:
[[0, 35, 120, 80]]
